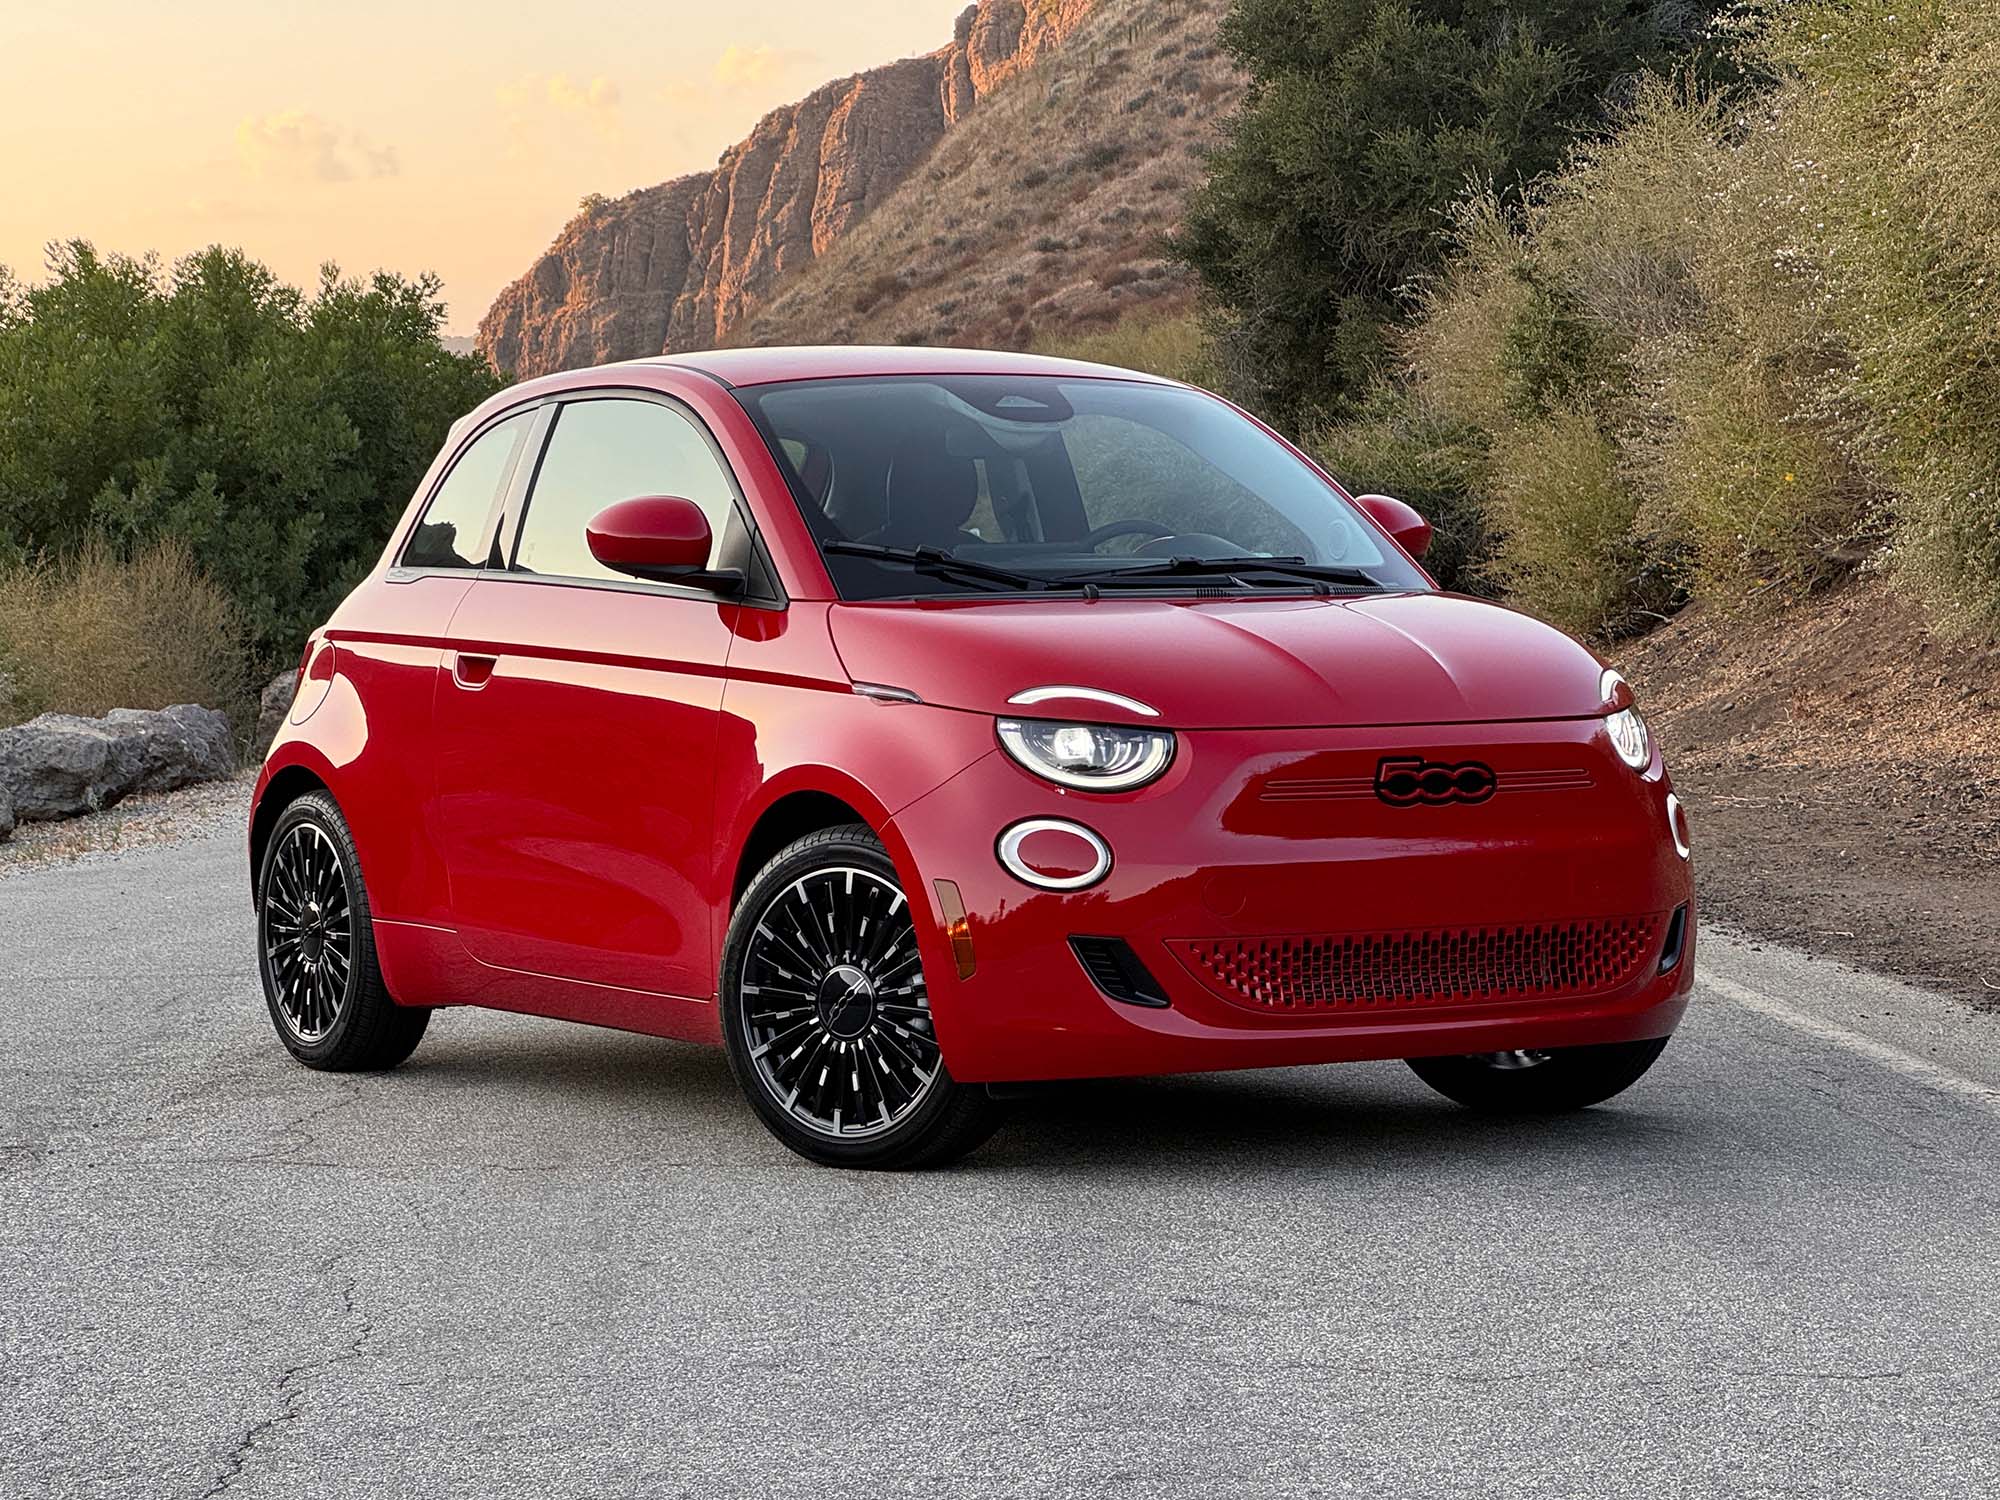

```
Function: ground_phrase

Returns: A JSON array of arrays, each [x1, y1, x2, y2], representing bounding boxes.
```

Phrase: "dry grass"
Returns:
[[739, 0, 1242, 354], [0, 538, 250, 728], [1029, 307, 1217, 384], [1343, 3, 2000, 638]]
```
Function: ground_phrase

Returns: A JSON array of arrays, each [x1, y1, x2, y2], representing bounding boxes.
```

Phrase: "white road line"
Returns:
[[1699, 968, 2000, 1118]]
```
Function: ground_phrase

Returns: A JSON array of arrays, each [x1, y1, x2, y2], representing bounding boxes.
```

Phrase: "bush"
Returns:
[[1654, 351, 1869, 592], [1309, 387, 1493, 596], [1484, 406, 1673, 639], [1382, 0, 2000, 631], [1170, 1, 1728, 428], [0, 243, 504, 665], [1031, 310, 1220, 387], [0, 538, 250, 728], [1383, 78, 1882, 635], [1759, 1, 2000, 627]]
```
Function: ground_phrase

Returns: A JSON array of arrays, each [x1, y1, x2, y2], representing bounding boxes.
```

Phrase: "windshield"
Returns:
[[733, 375, 1432, 599]]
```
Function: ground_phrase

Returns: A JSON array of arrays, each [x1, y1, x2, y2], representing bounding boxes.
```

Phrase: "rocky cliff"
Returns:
[[478, 0, 1098, 377]]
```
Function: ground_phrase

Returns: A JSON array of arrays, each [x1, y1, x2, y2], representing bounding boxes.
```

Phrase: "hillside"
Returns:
[[1621, 576, 2000, 1004], [478, 0, 1238, 376]]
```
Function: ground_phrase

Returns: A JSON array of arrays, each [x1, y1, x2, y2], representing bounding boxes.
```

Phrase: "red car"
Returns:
[[251, 347, 1694, 1168]]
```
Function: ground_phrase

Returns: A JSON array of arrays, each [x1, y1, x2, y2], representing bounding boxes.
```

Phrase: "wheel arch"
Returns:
[[730, 788, 876, 909], [248, 762, 333, 898]]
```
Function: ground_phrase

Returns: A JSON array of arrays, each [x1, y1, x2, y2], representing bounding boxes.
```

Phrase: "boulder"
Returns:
[[0, 780, 14, 843], [256, 670, 297, 753], [105, 705, 236, 793], [0, 704, 236, 823]]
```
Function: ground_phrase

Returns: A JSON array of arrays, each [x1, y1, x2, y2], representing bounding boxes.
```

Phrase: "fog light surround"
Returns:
[[996, 818, 1112, 891], [1665, 791, 1691, 859]]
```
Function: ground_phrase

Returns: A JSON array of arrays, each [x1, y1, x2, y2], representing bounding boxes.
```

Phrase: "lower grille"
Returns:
[[1170, 915, 1662, 1015]]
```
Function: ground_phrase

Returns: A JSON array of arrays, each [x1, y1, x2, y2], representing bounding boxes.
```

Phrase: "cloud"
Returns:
[[235, 111, 399, 184], [497, 73, 623, 141], [712, 44, 815, 90]]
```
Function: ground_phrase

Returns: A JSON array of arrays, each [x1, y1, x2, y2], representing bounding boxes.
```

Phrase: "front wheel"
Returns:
[[1405, 1037, 1670, 1113], [720, 825, 1007, 1169]]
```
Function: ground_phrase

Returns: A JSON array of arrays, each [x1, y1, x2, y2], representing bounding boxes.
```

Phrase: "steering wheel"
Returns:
[[1081, 518, 1174, 551]]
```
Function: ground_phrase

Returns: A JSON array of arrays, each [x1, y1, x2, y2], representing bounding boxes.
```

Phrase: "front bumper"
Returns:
[[886, 718, 1695, 1084]]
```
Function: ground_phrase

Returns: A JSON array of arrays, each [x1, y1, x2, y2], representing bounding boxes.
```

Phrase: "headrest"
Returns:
[[884, 446, 979, 540]]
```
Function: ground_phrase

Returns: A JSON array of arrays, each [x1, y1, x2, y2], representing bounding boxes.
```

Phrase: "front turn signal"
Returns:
[[934, 879, 976, 979]]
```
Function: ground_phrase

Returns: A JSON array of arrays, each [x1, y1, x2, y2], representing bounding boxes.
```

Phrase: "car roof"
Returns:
[[643, 344, 1184, 389], [512, 344, 1184, 396]]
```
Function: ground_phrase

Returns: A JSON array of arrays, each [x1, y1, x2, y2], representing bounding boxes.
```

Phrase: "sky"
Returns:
[[0, 0, 970, 335]]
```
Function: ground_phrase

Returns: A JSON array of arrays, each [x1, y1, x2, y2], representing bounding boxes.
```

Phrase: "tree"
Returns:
[[0, 243, 505, 661], [1171, 1, 1723, 429]]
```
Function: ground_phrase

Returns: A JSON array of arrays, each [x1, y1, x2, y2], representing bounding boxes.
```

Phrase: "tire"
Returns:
[[720, 824, 1007, 1169], [1405, 1037, 1670, 1114], [256, 789, 429, 1072]]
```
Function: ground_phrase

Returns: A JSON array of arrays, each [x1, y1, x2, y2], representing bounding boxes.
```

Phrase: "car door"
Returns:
[[432, 390, 759, 1000]]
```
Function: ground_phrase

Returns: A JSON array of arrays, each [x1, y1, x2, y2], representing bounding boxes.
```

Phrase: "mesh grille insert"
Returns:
[[1170, 916, 1662, 1015]]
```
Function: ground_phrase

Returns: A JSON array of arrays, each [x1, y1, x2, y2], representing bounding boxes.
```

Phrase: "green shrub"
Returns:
[[1760, 1, 2000, 627], [1170, 0, 1728, 427], [1341, 4, 2000, 635], [0, 243, 504, 665], [0, 538, 250, 728], [1484, 406, 1670, 639], [1391, 80, 1875, 634], [1653, 352, 1868, 592], [1308, 387, 1493, 595]]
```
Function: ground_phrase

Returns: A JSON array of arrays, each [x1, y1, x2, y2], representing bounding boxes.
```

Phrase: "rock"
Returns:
[[0, 704, 235, 824], [0, 780, 13, 843], [477, 0, 1094, 376], [0, 713, 148, 821], [104, 705, 236, 793], [256, 670, 297, 753]]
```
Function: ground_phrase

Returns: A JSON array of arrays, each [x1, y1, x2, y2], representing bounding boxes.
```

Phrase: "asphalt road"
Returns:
[[4, 799, 1998, 1499]]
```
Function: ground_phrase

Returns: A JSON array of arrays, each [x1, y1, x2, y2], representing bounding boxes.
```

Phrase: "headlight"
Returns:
[[996, 718, 1175, 792], [1599, 669, 1651, 771]]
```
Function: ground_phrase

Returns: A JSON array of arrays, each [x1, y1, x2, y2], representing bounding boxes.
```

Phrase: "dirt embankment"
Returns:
[[1619, 574, 2000, 1005]]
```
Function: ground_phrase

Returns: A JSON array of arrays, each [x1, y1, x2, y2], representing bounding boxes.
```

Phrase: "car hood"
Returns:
[[828, 592, 1608, 729]]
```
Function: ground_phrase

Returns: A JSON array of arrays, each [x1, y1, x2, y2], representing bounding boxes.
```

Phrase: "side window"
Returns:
[[513, 397, 739, 582], [402, 412, 532, 570]]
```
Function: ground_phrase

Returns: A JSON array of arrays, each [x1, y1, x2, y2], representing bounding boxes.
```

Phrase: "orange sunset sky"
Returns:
[[1, 1, 971, 335]]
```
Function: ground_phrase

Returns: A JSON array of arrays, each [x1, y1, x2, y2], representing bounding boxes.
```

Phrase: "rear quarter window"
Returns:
[[402, 412, 534, 570]]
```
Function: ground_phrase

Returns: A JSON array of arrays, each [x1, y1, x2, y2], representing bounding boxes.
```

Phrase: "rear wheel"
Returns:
[[256, 790, 429, 1072], [720, 825, 1006, 1169], [1405, 1037, 1669, 1113]]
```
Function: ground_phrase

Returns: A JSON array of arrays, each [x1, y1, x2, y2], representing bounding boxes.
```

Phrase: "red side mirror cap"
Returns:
[[586, 497, 737, 591], [1355, 493, 1433, 560]]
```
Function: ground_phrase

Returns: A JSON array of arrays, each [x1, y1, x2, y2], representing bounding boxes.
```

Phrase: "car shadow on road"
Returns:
[[976, 1065, 1693, 1181], [401, 1017, 1693, 1178]]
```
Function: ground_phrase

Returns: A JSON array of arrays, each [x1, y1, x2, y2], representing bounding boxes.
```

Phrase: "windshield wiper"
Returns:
[[1049, 555, 1383, 591], [822, 540, 1051, 592]]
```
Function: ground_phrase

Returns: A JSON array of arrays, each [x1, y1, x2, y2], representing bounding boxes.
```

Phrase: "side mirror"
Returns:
[[1354, 493, 1433, 560], [585, 497, 741, 593]]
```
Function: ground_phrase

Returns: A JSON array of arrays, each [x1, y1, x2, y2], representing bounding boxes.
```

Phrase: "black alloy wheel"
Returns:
[[741, 863, 942, 1137], [255, 790, 430, 1071], [721, 825, 1006, 1168], [262, 820, 354, 1045]]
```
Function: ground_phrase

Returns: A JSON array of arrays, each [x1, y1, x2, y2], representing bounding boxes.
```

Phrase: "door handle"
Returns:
[[450, 652, 498, 690]]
